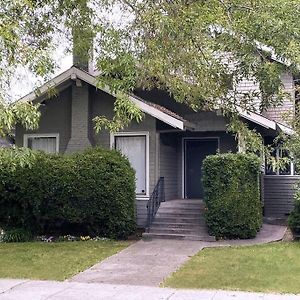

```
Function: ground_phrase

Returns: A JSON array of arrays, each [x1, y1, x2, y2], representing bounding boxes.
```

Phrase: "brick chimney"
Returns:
[[72, 0, 94, 73], [65, 1, 93, 153]]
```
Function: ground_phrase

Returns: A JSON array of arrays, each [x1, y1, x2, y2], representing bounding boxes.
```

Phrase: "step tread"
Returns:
[[143, 232, 215, 242], [151, 222, 205, 226], [154, 217, 205, 221], [156, 213, 203, 217], [149, 229, 209, 235]]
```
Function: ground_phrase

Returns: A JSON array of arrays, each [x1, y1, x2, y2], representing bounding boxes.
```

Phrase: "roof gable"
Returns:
[[18, 66, 186, 130], [18, 66, 293, 135]]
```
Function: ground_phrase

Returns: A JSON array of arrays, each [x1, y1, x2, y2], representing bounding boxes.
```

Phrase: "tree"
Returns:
[[0, 0, 93, 135], [96, 0, 300, 112], [1, 0, 300, 141], [94, 0, 300, 157]]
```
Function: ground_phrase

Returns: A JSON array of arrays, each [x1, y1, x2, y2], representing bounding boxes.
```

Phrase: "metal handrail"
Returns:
[[146, 177, 165, 232]]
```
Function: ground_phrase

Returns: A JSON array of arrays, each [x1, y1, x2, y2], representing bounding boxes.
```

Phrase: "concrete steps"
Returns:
[[142, 199, 215, 242]]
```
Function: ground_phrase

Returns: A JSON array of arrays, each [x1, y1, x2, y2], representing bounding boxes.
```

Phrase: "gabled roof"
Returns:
[[19, 66, 293, 134], [236, 107, 293, 135], [19, 66, 188, 130]]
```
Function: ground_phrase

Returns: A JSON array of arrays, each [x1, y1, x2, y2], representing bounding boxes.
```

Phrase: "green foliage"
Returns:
[[227, 117, 264, 153], [0, 147, 136, 239], [1, 228, 32, 243], [97, 0, 300, 113], [202, 153, 262, 239], [1, 1, 300, 137], [0, 101, 40, 137], [288, 191, 300, 235], [93, 92, 144, 133]]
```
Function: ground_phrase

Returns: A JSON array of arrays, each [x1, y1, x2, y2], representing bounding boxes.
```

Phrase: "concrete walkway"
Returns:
[[212, 223, 287, 246], [70, 224, 286, 286], [70, 239, 205, 286], [1, 280, 299, 300]]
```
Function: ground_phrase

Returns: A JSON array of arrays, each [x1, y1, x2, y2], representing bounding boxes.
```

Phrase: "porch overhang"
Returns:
[[236, 106, 294, 135]]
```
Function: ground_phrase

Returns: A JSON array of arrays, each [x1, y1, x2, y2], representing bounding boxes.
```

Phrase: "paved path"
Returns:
[[70, 239, 204, 286], [212, 224, 287, 247], [70, 224, 286, 286], [0, 280, 299, 300]]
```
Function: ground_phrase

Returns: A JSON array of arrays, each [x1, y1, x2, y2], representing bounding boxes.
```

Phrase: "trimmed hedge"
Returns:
[[202, 153, 262, 239], [288, 191, 300, 236], [0, 147, 136, 239]]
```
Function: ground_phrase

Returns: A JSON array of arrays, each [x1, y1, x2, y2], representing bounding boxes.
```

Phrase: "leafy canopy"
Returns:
[[97, 0, 300, 111], [1, 0, 300, 137]]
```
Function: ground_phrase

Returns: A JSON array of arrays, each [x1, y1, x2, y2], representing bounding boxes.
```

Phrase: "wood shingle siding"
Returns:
[[263, 175, 300, 218]]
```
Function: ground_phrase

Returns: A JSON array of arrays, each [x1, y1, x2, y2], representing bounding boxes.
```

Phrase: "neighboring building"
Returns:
[[15, 63, 298, 233]]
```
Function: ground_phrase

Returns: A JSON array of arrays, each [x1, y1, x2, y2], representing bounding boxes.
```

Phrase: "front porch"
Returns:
[[159, 131, 237, 201]]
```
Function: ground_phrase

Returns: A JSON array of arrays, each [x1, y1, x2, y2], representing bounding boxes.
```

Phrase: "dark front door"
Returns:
[[185, 139, 218, 199]]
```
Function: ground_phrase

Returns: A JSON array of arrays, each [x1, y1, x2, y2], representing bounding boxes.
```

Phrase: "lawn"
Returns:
[[164, 242, 300, 294], [0, 240, 131, 281]]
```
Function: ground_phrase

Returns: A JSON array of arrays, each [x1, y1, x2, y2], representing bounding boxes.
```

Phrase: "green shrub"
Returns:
[[288, 191, 300, 235], [0, 147, 136, 239], [202, 153, 262, 239], [1, 228, 32, 243]]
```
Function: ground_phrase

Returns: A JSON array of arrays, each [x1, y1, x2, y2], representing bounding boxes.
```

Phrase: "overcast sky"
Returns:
[[10, 51, 72, 101], [10, 3, 132, 102]]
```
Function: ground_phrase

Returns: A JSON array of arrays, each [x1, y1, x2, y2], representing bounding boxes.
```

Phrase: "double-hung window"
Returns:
[[112, 133, 149, 196], [24, 134, 59, 154], [265, 146, 296, 175]]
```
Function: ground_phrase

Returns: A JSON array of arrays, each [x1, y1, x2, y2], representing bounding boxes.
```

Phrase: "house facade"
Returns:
[[15, 66, 298, 228]]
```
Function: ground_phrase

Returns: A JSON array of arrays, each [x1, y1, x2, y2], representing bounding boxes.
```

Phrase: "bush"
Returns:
[[202, 153, 262, 239], [288, 191, 300, 235], [0, 147, 136, 239], [1, 228, 32, 243]]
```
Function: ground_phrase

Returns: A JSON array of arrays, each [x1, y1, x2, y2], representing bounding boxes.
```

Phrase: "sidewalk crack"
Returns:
[[166, 291, 176, 300], [0, 280, 30, 295]]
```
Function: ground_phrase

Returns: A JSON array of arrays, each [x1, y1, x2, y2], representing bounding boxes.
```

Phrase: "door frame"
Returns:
[[182, 137, 220, 199]]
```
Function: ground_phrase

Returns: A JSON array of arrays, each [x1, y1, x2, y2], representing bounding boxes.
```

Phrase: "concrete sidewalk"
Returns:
[[70, 224, 286, 286], [0, 279, 299, 300]]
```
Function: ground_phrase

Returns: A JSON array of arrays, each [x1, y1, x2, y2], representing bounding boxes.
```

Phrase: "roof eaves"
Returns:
[[236, 106, 277, 130], [18, 66, 186, 131]]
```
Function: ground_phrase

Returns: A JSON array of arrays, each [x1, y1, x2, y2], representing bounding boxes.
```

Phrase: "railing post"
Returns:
[[145, 177, 165, 231], [161, 177, 165, 202]]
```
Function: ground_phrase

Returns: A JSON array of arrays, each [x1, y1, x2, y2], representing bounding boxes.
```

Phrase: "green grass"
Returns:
[[0, 240, 131, 281], [164, 242, 300, 294]]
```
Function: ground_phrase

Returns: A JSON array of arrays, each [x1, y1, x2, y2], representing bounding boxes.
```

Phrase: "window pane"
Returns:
[[115, 135, 146, 195], [28, 137, 57, 154]]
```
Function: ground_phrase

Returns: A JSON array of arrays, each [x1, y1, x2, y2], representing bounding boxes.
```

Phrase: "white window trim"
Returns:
[[23, 133, 60, 153], [110, 131, 150, 198], [276, 148, 295, 176], [266, 147, 295, 176]]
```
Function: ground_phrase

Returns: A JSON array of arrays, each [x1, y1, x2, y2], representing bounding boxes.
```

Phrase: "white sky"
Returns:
[[10, 52, 72, 101], [10, 3, 132, 101]]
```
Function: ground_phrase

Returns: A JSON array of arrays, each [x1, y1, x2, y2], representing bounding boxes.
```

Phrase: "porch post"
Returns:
[[237, 132, 246, 153]]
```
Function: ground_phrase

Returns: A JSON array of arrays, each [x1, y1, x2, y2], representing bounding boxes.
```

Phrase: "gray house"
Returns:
[[15, 64, 299, 239]]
